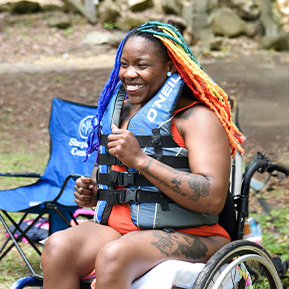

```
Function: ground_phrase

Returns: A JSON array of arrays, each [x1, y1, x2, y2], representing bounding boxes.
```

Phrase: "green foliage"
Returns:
[[253, 207, 289, 287], [102, 21, 117, 30], [62, 26, 73, 37], [256, 207, 289, 261], [0, 147, 47, 189]]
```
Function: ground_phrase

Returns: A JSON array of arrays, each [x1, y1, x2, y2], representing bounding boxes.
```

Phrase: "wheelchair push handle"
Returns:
[[236, 152, 288, 240], [248, 152, 289, 177], [266, 161, 289, 177], [243, 152, 288, 196]]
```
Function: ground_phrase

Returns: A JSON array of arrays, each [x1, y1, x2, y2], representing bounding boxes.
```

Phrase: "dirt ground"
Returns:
[[0, 12, 288, 209]]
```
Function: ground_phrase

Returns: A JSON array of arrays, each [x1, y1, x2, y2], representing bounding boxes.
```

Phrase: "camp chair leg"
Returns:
[[0, 213, 39, 276], [1, 212, 28, 255], [47, 204, 73, 227], [1, 210, 43, 257], [45, 202, 76, 235]]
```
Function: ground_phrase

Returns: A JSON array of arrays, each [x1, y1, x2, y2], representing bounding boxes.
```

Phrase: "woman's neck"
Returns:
[[119, 101, 140, 129]]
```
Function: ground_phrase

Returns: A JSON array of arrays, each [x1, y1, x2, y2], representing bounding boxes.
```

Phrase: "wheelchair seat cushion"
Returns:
[[89, 260, 241, 289]]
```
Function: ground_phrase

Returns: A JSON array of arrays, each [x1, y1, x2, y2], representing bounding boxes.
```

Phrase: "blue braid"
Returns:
[[84, 32, 129, 162]]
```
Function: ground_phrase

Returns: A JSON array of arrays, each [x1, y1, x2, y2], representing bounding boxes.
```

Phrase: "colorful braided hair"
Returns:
[[85, 21, 244, 162]]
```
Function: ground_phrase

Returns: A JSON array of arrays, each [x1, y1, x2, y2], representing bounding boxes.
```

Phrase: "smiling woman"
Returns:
[[41, 21, 244, 289], [119, 36, 172, 110]]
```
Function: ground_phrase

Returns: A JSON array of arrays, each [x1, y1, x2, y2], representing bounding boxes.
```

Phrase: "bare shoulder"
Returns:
[[175, 104, 224, 138], [177, 103, 215, 118]]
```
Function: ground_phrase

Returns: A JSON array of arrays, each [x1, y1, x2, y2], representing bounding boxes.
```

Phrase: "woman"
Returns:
[[41, 21, 244, 289]]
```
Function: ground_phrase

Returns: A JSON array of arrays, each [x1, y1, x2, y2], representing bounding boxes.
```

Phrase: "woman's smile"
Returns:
[[126, 84, 145, 93]]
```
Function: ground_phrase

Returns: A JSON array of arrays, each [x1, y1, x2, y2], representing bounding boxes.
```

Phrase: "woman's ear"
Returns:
[[168, 62, 177, 74]]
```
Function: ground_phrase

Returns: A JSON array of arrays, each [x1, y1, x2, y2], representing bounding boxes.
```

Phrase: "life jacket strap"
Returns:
[[98, 154, 189, 168], [97, 189, 173, 211], [97, 170, 152, 187], [152, 128, 163, 161], [100, 134, 179, 149]]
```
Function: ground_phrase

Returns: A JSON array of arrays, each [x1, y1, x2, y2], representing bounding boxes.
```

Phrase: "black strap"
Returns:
[[97, 170, 152, 186], [98, 154, 189, 168], [98, 154, 123, 166], [100, 134, 179, 148], [152, 128, 163, 161], [97, 188, 173, 210], [112, 86, 126, 127]]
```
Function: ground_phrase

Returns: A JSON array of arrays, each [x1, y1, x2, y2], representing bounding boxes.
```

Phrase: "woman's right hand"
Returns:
[[74, 176, 97, 207]]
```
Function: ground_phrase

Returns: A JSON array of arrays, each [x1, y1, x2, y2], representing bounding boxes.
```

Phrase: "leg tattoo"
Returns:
[[151, 231, 208, 260]]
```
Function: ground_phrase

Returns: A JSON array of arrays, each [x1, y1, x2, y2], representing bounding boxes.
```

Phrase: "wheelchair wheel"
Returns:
[[193, 239, 283, 289], [10, 276, 43, 289]]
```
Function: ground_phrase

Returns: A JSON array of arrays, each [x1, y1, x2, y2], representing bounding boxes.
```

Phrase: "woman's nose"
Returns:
[[124, 66, 138, 79]]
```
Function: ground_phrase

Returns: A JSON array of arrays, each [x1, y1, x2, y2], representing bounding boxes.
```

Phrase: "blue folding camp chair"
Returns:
[[0, 98, 97, 277]]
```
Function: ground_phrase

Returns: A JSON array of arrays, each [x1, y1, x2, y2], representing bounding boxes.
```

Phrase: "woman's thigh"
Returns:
[[42, 221, 121, 277], [95, 229, 230, 284], [121, 229, 229, 263]]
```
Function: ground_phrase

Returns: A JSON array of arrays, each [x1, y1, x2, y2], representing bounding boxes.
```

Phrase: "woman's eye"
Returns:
[[138, 63, 147, 68], [120, 62, 128, 68]]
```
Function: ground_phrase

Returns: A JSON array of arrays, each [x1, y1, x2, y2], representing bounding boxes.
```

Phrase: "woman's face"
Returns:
[[119, 36, 173, 107]]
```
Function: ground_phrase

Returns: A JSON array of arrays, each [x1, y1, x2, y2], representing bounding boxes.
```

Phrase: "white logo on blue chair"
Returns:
[[79, 116, 95, 139]]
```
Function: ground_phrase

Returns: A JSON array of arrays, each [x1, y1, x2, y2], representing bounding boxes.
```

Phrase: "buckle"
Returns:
[[119, 189, 138, 203], [119, 171, 137, 186], [125, 189, 138, 203]]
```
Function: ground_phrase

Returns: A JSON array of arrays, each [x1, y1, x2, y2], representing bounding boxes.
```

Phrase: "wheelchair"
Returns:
[[10, 152, 289, 289]]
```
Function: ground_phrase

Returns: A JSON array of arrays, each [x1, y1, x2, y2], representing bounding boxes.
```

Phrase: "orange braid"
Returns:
[[158, 36, 244, 156]]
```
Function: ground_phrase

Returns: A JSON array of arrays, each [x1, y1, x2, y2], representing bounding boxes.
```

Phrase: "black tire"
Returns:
[[193, 240, 282, 289]]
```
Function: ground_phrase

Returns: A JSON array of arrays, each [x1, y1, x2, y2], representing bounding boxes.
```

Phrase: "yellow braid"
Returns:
[[155, 33, 244, 156]]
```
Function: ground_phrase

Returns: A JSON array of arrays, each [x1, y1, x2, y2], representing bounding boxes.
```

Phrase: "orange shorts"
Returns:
[[107, 203, 231, 240]]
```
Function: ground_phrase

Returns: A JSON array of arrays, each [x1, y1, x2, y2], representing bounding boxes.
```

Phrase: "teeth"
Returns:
[[127, 84, 144, 90]]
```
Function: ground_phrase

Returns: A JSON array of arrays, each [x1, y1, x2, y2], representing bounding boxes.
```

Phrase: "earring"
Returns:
[[167, 71, 172, 77]]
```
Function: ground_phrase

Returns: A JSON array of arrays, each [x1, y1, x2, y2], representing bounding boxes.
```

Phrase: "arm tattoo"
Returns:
[[141, 159, 210, 202], [151, 231, 208, 261]]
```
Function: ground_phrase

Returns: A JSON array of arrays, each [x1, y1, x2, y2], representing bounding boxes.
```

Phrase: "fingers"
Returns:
[[108, 125, 123, 141], [75, 176, 93, 188], [74, 190, 90, 203], [74, 176, 96, 207], [111, 124, 119, 135], [79, 176, 93, 185], [111, 124, 119, 133], [107, 126, 127, 152], [74, 177, 93, 195]]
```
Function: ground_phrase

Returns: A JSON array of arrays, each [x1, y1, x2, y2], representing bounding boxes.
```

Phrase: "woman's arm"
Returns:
[[107, 105, 231, 215]]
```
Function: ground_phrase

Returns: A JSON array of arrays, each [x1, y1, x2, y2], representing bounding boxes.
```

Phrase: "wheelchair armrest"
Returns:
[[0, 172, 41, 178]]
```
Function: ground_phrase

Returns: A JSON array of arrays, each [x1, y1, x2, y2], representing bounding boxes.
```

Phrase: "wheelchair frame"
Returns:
[[192, 152, 288, 289], [10, 152, 289, 289]]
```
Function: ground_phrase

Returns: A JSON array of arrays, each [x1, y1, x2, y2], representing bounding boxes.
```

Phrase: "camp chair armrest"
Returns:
[[53, 174, 82, 202], [0, 172, 41, 178]]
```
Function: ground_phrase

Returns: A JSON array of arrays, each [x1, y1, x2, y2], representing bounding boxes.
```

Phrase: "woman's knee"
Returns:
[[41, 229, 76, 269], [95, 240, 131, 283]]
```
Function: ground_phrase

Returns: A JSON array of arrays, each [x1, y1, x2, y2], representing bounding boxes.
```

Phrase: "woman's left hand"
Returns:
[[107, 124, 148, 168]]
